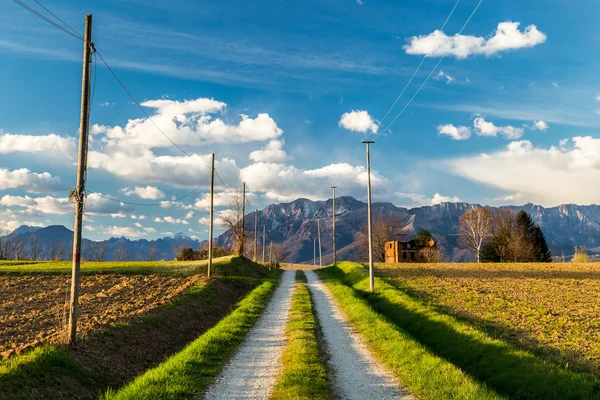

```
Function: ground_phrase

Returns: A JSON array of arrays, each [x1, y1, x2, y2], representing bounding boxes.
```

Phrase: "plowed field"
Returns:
[[0, 274, 198, 358], [377, 262, 600, 377]]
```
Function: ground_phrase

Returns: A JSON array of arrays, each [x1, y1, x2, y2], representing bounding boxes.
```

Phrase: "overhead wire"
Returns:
[[376, 0, 484, 137], [12, 0, 83, 41], [31, 0, 83, 39], [375, 0, 461, 130]]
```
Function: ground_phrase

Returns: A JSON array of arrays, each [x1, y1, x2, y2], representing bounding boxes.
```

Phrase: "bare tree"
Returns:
[[13, 237, 26, 260], [359, 214, 405, 262], [29, 235, 40, 260], [419, 246, 442, 263], [458, 206, 493, 263], [148, 244, 157, 261], [115, 244, 126, 261], [220, 191, 249, 256]]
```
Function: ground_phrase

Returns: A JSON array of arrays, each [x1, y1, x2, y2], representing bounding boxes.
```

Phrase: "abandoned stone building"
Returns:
[[385, 238, 435, 263]]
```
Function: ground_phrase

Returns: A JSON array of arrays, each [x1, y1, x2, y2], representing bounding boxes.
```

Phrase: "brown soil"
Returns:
[[0, 274, 199, 358], [0, 276, 256, 399]]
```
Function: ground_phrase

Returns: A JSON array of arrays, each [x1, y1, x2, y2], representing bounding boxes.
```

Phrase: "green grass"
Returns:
[[0, 256, 267, 277], [324, 262, 600, 400], [270, 271, 332, 400], [101, 271, 283, 400]]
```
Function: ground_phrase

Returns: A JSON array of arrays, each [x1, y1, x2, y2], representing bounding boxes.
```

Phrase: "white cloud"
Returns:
[[249, 140, 291, 163], [552, 82, 558, 88], [144, 227, 156, 233], [533, 120, 549, 131], [445, 137, 600, 205], [122, 185, 166, 200], [105, 226, 146, 237], [98, 98, 282, 149], [0, 168, 66, 193], [155, 216, 190, 225], [194, 192, 234, 210], [0, 195, 72, 214], [404, 22, 546, 59], [473, 117, 524, 139], [0, 132, 76, 155], [134, 222, 143, 228], [431, 193, 461, 205], [437, 124, 471, 140], [339, 110, 378, 134]]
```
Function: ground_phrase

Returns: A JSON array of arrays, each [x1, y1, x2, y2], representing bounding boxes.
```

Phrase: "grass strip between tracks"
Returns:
[[101, 270, 282, 400], [270, 271, 332, 400]]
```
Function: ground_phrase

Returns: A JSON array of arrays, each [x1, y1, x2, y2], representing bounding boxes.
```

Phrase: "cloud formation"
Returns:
[[0, 132, 76, 155], [339, 110, 378, 133], [473, 117, 524, 139], [249, 140, 291, 163], [122, 186, 166, 200], [0, 168, 66, 193], [437, 124, 471, 140], [533, 120, 549, 131], [404, 22, 546, 59]]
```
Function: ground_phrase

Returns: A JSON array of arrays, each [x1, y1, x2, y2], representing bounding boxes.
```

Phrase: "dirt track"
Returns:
[[0, 274, 198, 358]]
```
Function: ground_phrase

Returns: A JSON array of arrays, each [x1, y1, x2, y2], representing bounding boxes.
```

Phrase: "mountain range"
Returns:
[[3, 197, 600, 262]]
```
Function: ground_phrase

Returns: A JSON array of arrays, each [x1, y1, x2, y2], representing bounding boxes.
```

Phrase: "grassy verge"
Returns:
[[317, 266, 502, 400], [0, 268, 273, 399], [326, 262, 600, 400], [101, 271, 283, 400], [0, 256, 267, 277], [270, 271, 331, 400]]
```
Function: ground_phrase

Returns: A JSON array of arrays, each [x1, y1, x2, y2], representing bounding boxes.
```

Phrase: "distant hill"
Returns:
[[1, 225, 200, 261], [216, 197, 600, 262], [5, 197, 600, 262]]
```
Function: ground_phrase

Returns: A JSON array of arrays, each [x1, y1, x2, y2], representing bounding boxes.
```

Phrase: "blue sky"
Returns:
[[1, 0, 600, 239]]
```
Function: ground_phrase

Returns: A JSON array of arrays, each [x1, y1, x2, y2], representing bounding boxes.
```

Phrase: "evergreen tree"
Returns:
[[531, 226, 552, 262], [414, 229, 435, 249]]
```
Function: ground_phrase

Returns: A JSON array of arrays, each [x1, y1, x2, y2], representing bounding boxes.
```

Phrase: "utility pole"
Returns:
[[313, 238, 316, 267], [68, 14, 93, 345], [317, 217, 322, 268], [207, 153, 215, 279], [254, 209, 258, 261], [331, 186, 337, 265], [241, 182, 246, 256], [362, 140, 375, 292], [269, 240, 273, 269], [262, 225, 266, 264]]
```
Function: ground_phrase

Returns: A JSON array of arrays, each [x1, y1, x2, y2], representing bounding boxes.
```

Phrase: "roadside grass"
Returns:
[[0, 260, 274, 399], [101, 271, 283, 400], [270, 271, 332, 400], [375, 261, 600, 376], [317, 266, 502, 400], [326, 262, 600, 400], [0, 256, 267, 277]]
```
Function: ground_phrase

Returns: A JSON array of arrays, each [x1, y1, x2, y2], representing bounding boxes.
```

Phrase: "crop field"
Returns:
[[376, 262, 600, 377]]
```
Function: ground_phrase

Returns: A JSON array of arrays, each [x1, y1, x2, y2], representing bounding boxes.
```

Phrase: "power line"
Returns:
[[376, 0, 461, 129], [377, 0, 484, 137], [32, 0, 84, 39], [85, 179, 209, 207], [12, 0, 83, 41]]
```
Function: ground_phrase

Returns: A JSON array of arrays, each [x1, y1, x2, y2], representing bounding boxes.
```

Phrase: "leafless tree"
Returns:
[[13, 237, 26, 260], [29, 235, 40, 260], [115, 244, 126, 261], [419, 246, 442, 263], [458, 206, 493, 263], [220, 191, 249, 256], [50, 242, 60, 261], [0, 231, 8, 260], [359, 214, 405, 262], [148, 245, 157, 261]]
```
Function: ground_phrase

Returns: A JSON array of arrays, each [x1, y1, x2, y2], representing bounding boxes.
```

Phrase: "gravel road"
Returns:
[[304, 270, 411, 400], [204, 270, 295, 399]]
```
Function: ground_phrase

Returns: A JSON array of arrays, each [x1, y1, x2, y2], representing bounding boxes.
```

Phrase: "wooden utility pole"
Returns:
[[262, 225, 266, 264], [313, 238, 316, 267], [68, 14, 93, 345], [241, 182, 246, 256], [269, 240, 273, 269], [254, 209, 258, 261], [317, 217, 322, 268], [362, 140, 375, 292], [207, 153, 215, 279], [331, 186, 337, 265]]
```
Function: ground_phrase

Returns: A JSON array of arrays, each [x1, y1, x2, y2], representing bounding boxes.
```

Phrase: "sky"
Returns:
[[1, 0, 600, 240]]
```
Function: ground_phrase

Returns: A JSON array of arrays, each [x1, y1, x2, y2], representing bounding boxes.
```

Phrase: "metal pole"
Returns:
[[313, 238, 316, 267], [68, 14, 93, 345], [317, 217, 322, 268], [362, 140, 375, 292], [207, 153, 214, 279], [241, 182, 246, 256], [269, 240, 273, 269], [331, 186, 337, 265], [262, 225, 266, 264], [254, 209, 258, 261]]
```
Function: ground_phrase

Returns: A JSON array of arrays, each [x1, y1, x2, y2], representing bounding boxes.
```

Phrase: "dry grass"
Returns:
[[376, 262, 600, 377]]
